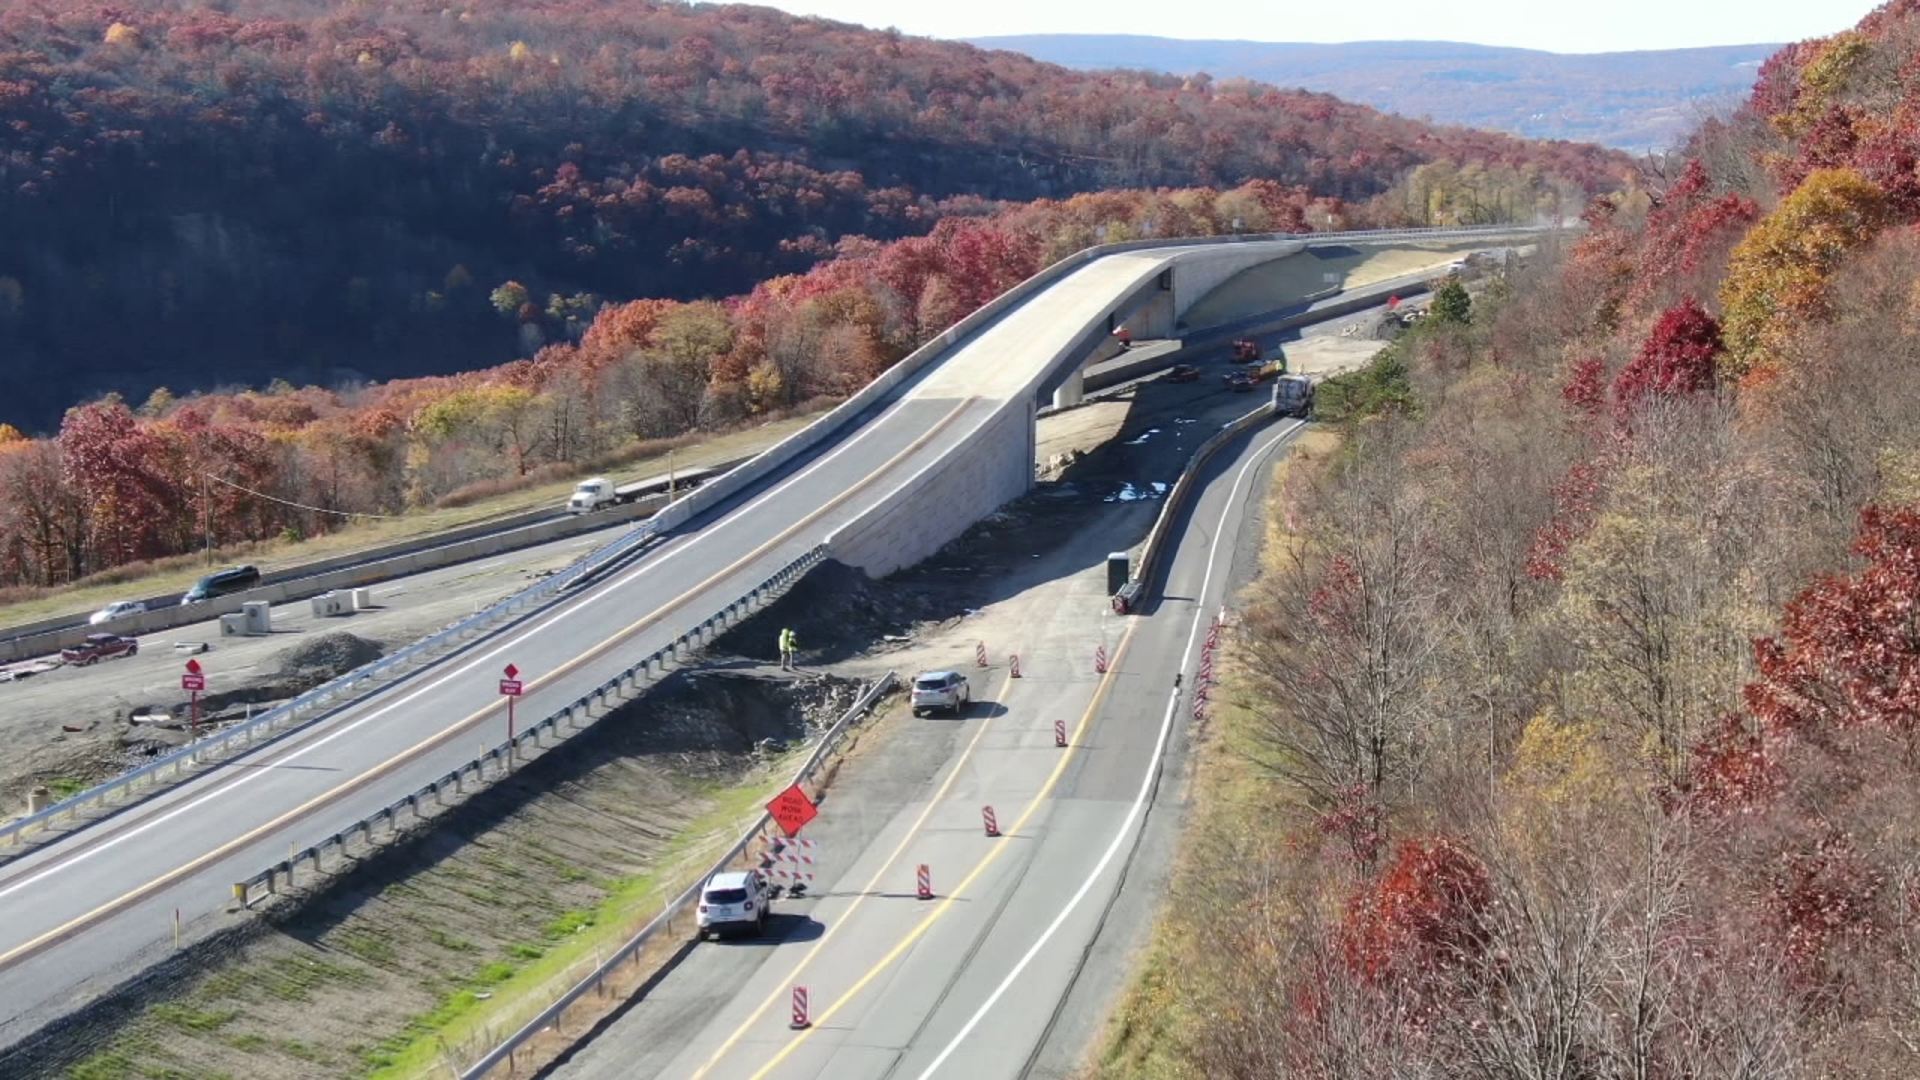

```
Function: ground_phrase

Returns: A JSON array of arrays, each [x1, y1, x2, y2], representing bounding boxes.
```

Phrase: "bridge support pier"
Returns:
[[1051, 367, 1085, 410]]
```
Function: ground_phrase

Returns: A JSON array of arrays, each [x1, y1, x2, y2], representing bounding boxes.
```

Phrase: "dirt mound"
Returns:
[[622, 670, 867, 781], [719, 560, 960, 666], [274, 632, 385, 682]]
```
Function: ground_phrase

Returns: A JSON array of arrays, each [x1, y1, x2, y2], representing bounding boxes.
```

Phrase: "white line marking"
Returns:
[[912, 418, 1302, 1079], [0, 399, 916, 899]]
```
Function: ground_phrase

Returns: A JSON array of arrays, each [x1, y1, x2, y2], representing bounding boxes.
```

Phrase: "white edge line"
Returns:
[[911, 419, 1301, 1078]]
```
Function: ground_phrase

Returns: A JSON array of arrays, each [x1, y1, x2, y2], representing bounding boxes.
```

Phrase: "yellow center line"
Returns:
[[0, 398, 981, 973], [727, 619, 1141, 1080], [687, 667, 1017, 1079]]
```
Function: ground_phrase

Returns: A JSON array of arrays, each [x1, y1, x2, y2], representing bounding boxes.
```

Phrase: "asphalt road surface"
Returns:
[[546, 416, 1305, 1080], [0, 243, 1279, 1048]]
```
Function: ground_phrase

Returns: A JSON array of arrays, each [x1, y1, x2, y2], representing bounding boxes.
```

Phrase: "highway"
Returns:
[[546, 414, 1304, 1079], [0, 242, 1269, 1047]]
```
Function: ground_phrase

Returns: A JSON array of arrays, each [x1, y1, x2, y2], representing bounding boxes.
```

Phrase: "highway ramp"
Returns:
[[545, 415, 1305, 1080], [0, 243, 1283, 1048]]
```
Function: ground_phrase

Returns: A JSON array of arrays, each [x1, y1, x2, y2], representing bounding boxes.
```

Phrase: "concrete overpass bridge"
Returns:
[[818, 225, 1548, 577], [0, 224, 1550, 1050]]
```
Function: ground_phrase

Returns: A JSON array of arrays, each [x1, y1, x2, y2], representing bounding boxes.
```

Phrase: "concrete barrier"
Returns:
[[1131, 404, 1287, 600], [0, 495, 670, 664]]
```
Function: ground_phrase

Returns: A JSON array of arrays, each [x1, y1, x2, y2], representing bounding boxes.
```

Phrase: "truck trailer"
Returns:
[[565, 466, 717, 513]]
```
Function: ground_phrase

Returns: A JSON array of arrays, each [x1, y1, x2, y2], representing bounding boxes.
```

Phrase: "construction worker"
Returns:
[[1114, 326, 1133, 350], [779, 627, 797, 670]]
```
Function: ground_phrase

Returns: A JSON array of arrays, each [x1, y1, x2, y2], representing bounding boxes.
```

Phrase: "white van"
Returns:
[[697, 870, 771, 939]]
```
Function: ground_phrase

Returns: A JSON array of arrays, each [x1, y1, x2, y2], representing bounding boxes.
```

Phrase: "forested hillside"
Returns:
[[0, 180, 1416, 590], [1113, 3, 1920, 1076], [0, 0, 1626, 432], [969, 36, 1780, 152]]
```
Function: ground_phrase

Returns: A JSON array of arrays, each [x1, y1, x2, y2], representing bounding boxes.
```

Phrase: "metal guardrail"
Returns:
[[455, 668, 898, 1080], [0, 511, 694, 851], [229, 543, 834, 911]]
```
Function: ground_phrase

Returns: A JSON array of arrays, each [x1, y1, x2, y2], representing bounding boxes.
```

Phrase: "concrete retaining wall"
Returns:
[[0, 505, 558, 650], [1169, 241, 1310, 323], [827, 402, 1033, 578]]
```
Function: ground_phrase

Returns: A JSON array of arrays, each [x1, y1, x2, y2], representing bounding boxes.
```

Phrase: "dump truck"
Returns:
[[1230, 338, 1260, 363], [565, 466, 717, 513]]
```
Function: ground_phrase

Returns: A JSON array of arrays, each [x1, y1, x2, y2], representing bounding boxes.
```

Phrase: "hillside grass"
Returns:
[[0, 408, 830, 632], [364, 760, 802, 1080], [1089, 429, 1337, 1079]]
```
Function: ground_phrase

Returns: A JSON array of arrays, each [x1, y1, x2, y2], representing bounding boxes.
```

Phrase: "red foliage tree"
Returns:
[[1612, 296, 1723, 419], [1559, 356, 1606, 419], [56, 400, 177, 568], [1339, 836, 1492, 998], [1746, 504, 1920, 737]]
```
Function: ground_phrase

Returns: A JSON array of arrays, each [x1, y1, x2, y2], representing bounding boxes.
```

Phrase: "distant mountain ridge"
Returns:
[[966, 35, 1780, 151]]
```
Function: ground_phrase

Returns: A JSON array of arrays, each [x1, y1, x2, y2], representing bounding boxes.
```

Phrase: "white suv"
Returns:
[[911, 671, 971, 717], [697, 870, 771, 939]]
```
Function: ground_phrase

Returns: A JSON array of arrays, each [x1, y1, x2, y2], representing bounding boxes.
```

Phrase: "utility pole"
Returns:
[[202, 472, 212, 566], [667, 450, 676, 502]]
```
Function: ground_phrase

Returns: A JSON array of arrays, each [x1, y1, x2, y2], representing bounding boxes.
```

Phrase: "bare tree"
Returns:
[[1240, 417, 1448, 843]]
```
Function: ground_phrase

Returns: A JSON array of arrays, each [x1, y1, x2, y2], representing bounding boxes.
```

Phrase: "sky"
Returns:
[[744, 0, 1885, 55]]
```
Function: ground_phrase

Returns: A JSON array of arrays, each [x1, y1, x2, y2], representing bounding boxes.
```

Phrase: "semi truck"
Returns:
[[565, 466, 717, 513]]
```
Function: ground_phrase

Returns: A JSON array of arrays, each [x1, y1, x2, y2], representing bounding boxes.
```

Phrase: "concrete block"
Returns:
[[219, 613, 249, 637], [242, 601, 271, 634], [351, 588, 373, 610]]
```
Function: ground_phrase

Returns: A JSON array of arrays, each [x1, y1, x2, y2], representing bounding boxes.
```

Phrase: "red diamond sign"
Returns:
[[503, 663, 519, 679], [766, 784, 818, 837], [184, 658, 202, 675]]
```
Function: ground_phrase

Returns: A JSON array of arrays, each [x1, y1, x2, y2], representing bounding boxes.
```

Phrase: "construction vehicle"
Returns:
[[1230, 338, 1260, 363], [1251, 357, 1287, 383], [1274, 375, 1314, 419]]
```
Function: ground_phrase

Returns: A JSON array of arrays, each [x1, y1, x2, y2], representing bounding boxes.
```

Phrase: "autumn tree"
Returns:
[[1242, 420, 1445, 855], [1611, 295, 1722, 418], [1719, 167, 1890, 378]]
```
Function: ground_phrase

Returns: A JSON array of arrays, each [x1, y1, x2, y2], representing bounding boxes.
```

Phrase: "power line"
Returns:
[[202, 472, 406, 519]]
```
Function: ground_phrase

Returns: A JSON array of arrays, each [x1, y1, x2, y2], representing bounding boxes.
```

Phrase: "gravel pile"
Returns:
[[273, 632, 385, 685]]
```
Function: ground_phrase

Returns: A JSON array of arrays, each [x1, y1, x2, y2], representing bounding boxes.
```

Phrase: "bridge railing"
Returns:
[[228, 544, 835, 911], [0, 510, 689, 852]]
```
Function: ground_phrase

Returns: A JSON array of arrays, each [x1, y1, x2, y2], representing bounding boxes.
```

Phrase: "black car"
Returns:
[[182, 564, 261, 604], [1166, 364, 1201, 383], [1223, 371, 1255, 392]]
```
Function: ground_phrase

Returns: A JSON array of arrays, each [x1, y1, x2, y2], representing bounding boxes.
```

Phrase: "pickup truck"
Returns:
[[565, 466, 716, 513]]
